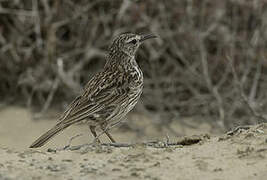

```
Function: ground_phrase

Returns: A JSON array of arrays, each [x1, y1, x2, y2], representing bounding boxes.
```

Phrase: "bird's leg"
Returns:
[[105, 131, 116, 143], [89, 125, 101, 143], [101, 124, 116, 143]]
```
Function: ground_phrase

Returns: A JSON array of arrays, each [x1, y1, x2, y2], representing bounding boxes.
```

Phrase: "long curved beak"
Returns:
[[140, 34, 157, 42]]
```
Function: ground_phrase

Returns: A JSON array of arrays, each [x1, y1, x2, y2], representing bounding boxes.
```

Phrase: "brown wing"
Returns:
[[57, 69, 129, 126]]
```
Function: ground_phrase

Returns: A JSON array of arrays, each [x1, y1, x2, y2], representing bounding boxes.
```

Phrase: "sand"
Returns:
[[0, 107, 266, 180]]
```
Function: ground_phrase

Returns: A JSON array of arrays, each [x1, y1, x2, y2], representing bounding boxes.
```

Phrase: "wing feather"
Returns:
[[57, 69, 130, 125]]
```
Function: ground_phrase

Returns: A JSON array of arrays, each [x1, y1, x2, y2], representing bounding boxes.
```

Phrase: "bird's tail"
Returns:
[[29, 123, 70, 148]]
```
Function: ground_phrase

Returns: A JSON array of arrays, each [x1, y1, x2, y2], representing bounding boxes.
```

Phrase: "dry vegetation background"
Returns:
[[1, 0, 267, 133]]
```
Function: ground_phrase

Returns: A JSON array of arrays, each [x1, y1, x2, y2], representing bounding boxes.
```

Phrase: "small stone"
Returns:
[[131, 172, 139, 177], [213, 168, 223, 172], [47, 148, 56, 153], [62, 159, 72, 162], [112, 168, 121, 171]]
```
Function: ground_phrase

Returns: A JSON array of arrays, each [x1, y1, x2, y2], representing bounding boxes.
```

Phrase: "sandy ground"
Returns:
[[0, 107, 267, 180]]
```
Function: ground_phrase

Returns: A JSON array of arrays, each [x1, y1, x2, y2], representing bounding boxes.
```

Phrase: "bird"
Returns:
[[29, 32, 157, 148]]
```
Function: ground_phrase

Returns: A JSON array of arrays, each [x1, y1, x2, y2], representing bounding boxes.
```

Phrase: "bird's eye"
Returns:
[[130, 39, 137, 44]]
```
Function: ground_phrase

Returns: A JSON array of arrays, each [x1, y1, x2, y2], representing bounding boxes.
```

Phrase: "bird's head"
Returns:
[[109, 32, 157, 57]]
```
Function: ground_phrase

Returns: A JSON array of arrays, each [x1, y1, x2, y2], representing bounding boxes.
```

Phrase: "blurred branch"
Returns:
[[199, 38, 225, 128], [0, 6, 35, 16], [227, 56, 267, 123], [1, 0, 267, 130]]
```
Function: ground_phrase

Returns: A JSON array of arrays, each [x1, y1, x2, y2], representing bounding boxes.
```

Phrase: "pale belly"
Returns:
[[106, 86, 143, 126]]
